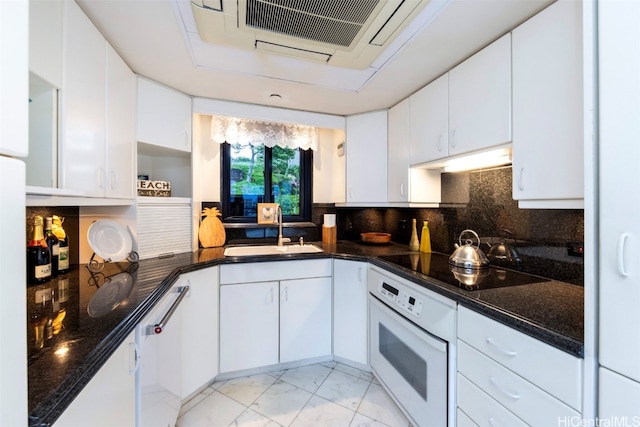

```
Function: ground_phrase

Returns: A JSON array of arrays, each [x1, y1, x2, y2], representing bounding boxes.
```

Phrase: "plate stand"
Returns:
[[88, 250, 140, 273]]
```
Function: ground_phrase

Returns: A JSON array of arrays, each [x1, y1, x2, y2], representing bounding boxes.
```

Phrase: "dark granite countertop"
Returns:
[[27, 240, 583, 426]]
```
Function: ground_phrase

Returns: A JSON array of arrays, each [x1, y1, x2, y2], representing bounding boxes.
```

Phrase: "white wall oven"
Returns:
[[368, 266, 456, 427]]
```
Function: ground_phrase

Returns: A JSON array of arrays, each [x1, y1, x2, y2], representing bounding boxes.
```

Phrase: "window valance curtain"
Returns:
[[210, 115, 319, 151]]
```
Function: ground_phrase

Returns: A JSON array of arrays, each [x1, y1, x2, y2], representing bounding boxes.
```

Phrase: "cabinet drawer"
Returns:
[[220, 259, 331, 284], [458, 341, 580, 426], [457, 373, 527, 427], [457, 306, 581, 410], [456, 408, 479, 427]]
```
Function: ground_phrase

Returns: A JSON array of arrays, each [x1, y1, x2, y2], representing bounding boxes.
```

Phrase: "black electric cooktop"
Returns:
[[378, 253, 549, 291]]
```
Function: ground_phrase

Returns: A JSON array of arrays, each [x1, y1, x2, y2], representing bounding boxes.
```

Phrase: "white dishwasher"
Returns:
[[136, 283, 189, 427]]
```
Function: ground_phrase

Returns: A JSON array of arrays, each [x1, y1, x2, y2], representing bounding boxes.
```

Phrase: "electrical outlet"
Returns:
[[398, 220, 407, 231], [567, 242, 584, 257]]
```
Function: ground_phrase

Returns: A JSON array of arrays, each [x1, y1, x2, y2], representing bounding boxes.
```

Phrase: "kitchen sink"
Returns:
[[223, 244, 323, 257]]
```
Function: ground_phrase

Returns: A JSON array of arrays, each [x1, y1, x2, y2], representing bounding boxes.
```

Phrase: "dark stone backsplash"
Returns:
[[336, 167, 584, 285], [210, 166, 584, 285]]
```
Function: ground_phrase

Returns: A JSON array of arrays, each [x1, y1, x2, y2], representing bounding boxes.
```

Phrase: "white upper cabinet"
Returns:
[[1, 0, 29, 158], [388, 99, 410, 203], [512, 0, 583, 208], [59, 0, 106, 196], [137, 78, 192, 152], [345, 110, 388, 204], [59, 1, 135, 199], [448, 34, 512, 156], [389, 100, 441, 205], [29, 0, 63, 88], [409, 73, 449, 165], [106, 45, 135, 199]]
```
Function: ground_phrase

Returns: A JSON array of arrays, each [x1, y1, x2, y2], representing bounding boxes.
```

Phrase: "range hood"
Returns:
[[190, 0, 430, 69]]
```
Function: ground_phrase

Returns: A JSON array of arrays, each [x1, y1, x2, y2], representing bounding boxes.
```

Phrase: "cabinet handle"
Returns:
[[270, 287, 274, 304], [357, 267, 363, 283], [400, 183, 405, 197], [485, 337, 517, 357], [110, 170, 118, 190], [517, 167, 525, 191], [450, 129, 457, 147], [283, 286, 288, 302], [97, 168, 106, 190], [129, 342, 140, 375], [146, 285, 189, 335], [183, 130, 188, 147], [436, 134, 444, 152], [617, 233, 630, 277], [489, 376, 521, 400], [488, 417, 502, 427]]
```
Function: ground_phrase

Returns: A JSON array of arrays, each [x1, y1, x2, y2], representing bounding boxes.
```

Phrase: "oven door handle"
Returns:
[[370, 295, 447, 353]]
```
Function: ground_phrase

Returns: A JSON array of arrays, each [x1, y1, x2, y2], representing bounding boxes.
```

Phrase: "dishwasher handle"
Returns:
[[147, 285, 189, 335]]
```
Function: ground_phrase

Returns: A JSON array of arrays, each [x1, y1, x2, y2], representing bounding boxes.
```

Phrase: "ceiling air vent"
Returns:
[[191, 0, 430, 69], [245, 0, 380, 48]]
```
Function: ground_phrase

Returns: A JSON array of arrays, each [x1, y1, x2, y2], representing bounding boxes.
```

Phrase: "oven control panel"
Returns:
[[378, 281, 423, 318]]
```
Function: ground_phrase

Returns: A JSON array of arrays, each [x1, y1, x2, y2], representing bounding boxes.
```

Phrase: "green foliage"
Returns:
[[229, 143, 302, 215]]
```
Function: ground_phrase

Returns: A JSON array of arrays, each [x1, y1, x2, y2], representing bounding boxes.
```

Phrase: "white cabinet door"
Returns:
[[54, 333, 136, 427], [219, 281, 279, 373], [137, 285, 187, 427], [106, 44, 135, 199], [449, 34, 511, 156], [599, 367, 640, 419], [137, 78, 192, 152], [59, 0, 106, 197], [29, 0, 63, 88], [1, 0, 29, 158], [180, 267, 219, 399], [0, 158, 27, 427], [409, 73, 448, 164], [387, 99, 410, 203], [599, 0, 640, 383], [333, 259, 368, 366], [512, 0, 583, 207], [345, 111, 387, 203], [280, 277, 332, 363]]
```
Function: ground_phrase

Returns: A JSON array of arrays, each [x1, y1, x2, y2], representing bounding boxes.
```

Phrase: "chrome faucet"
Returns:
[[276, 204, 291, 247]]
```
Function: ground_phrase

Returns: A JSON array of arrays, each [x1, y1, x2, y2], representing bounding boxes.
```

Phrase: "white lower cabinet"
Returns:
[[53, 332, 136, 427], [280, 277, 332, 363], [180, 267, 219, 399], [333, 259, 368, 366], [456, 306, 582, 426], [219, 260, 332, 374], [220, 281, 280, 372], [457, 374, 527, 427], [599, 367, 640, 419]]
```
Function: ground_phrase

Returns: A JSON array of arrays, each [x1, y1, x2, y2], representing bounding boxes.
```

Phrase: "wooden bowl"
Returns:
[[361, 232, 391, 244]]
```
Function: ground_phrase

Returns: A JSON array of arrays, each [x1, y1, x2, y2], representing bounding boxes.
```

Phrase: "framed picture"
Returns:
[[257, 203, 278, 224]]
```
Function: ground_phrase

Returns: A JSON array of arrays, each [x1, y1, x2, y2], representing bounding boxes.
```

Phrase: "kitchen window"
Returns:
[[213, 116, 316, 223]]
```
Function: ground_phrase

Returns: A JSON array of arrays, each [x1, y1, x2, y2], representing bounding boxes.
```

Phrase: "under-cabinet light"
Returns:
[[442, 148, 512, 173]]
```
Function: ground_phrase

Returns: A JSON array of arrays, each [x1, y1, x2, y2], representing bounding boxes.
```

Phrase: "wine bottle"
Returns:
[[27, 216, 51, 284], [53, 215, 70, 274], [44, 217, 59, 278]]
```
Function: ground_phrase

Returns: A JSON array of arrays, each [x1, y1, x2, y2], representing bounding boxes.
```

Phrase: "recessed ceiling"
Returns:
[[77, 0, 553, 116]]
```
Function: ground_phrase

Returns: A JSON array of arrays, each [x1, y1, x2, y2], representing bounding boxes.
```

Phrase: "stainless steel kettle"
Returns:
[[449, 229, 490, 269], [487, 229, 522, 267]]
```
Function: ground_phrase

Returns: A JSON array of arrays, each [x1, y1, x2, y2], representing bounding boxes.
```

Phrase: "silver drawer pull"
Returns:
[[489, 376, 521, 400], [148, 285, 189, 335], [485, 337, 517, 357]]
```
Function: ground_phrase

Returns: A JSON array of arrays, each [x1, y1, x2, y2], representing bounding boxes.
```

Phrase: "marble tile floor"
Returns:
[[176, 361, 412, 427]]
